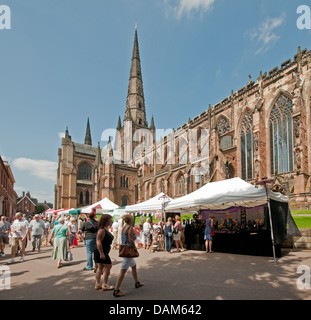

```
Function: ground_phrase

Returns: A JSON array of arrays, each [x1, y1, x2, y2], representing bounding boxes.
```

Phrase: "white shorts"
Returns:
[[121, 257, 136, 270], [173, 231, 181, 241]]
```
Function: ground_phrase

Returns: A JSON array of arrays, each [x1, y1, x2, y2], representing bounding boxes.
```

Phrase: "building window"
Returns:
[[217, 117, 230, 136], [220, 136, 233, 151], [269, 94, 294, 174], [78, 162, 92, 181], [79, 192, 83, 204], [86, 191, 90, 205], [122, 196, 128, 207], [240, 110, 253, 180], [121, 176, 129, 189]]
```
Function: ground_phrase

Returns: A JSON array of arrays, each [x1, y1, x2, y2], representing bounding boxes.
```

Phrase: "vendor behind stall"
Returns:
[[220, 213, 238, 228]]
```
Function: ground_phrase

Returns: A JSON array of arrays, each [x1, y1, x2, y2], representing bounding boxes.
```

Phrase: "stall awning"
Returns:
[[165, 178, 288, 212], [125, 193, 173, 213], [81, 197, 119, 213]]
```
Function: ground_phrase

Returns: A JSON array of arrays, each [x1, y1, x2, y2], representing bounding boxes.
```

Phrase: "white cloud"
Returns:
[[58, 132, 65, 139], [12, 158, 57, 181], [164, 0, 216, 19], [247, 13, 286, 54]]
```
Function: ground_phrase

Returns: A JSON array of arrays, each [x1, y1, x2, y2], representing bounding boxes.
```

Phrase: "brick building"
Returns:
[[0, 156, 17, 217], [55, 28, 311, 210], [16, 192, 38, 216]]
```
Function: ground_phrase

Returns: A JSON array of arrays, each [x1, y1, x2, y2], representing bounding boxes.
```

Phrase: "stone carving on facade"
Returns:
[[294, 149, 302, 170], [254, 159, 260, 178], [254, 133, 259, 151], [293, 116, 301, 139]]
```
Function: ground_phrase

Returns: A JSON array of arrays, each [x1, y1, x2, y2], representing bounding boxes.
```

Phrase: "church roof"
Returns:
[[73, 142, 97, 156]]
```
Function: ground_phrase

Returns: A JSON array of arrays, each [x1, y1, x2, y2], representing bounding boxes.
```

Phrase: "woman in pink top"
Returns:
[[173, 215, 185, 252]]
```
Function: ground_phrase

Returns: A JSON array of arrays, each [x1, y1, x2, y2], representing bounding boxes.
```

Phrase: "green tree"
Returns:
[[36, 204, 46, 214]]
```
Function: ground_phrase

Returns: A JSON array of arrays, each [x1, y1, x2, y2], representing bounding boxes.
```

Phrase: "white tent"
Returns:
[[165, 177, 288, 212], [81, 197, 119, 214], [165, 177, 289, 263], [125, 193, 173, 213]]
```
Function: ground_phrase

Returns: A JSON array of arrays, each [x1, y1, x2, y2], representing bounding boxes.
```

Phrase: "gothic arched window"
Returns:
[[240, 110, 253, 180], [85, 191, 90, 205], [78, 163, 92, 181], [269, 94, 294, 174], [122, 195, 129, 207], [217, 117, 230, 136]]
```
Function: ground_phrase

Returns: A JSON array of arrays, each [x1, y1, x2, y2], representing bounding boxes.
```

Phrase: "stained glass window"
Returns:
[[217, 117, 230, 136], [78, 163, 92, 181], [240, 110, 253, 180], [269, 94, 294, 175]]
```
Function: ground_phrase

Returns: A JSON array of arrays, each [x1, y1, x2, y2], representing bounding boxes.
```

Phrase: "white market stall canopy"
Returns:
[[81, 197, 119, 214], [125, 193, 173, 213], [165, 177, 288, 212]]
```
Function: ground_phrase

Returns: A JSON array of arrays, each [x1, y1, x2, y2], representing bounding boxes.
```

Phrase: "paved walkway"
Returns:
[[0, 242, 311, 300]]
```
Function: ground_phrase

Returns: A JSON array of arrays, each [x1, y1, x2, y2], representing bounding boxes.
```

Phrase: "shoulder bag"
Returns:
[[173, 223, 179, 234], [119, 226, 139, 258]]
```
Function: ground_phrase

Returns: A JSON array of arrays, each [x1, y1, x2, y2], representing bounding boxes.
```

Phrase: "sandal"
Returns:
[[102, 284, 115, 291], [135, 282, 144, 288], [113, 289, 125, 297], [94, 285, 102, 290]]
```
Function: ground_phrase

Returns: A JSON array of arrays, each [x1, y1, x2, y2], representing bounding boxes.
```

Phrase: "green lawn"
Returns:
[[291, 210, 311, 215], [292, 216, 311, 229]]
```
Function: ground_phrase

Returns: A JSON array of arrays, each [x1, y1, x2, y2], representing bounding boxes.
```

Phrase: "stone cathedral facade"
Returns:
[[55, 29, 311, 211]]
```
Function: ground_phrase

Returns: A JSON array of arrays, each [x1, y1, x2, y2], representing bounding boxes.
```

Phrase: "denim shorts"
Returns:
[[121, 257, 136, 270]]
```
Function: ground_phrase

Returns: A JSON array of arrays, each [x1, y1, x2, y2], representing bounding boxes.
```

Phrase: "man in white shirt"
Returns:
[[8, 212, 31, 263]]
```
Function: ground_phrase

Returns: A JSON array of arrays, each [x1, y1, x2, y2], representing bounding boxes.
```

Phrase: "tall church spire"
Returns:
[[84, 117, 92, 146], [124, 25, 147, 127]]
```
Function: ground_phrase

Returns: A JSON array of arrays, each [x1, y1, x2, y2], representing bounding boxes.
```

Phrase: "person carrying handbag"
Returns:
[[51, 217, 70, 268], [113, 214, 144, 297]]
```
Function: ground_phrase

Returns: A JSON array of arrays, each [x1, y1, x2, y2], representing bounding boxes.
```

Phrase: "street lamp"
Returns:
[[195, 172, 201, 189]]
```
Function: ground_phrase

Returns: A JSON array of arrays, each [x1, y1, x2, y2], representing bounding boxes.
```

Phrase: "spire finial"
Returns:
[[135, 22, 137, 31], [84, 117, 92, 146]]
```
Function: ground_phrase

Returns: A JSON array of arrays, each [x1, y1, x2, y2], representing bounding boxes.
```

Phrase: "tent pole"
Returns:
[[264, 183, 277, 264]]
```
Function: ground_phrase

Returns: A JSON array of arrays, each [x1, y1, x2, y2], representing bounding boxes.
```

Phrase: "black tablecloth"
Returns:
[[185, 229, 281, 257]]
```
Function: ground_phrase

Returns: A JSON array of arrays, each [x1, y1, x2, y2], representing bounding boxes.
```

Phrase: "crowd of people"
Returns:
[[0, 211, 192, 297]]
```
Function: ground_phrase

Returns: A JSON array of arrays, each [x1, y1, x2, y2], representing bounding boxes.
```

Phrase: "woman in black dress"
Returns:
[[94, 214, 114, 291]]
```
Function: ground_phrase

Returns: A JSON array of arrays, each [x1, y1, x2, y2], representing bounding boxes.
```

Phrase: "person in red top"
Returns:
[[173, 215, 185, 252]]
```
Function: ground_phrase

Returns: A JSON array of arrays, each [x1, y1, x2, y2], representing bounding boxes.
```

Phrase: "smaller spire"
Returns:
[[150, 115, 155, 129], [84, 117, 92, 146], [117, 116, 122, 131], [95, 142, 102, 167]]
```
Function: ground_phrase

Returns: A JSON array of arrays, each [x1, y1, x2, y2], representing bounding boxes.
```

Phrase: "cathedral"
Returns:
[[55, 28, 311, 211]]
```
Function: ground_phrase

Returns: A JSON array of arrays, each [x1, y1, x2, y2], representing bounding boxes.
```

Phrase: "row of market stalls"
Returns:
[[43, 178, 300, 261]]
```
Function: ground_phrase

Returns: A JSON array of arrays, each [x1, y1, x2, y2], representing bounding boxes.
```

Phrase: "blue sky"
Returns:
[[0, 0, 310, 204]]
